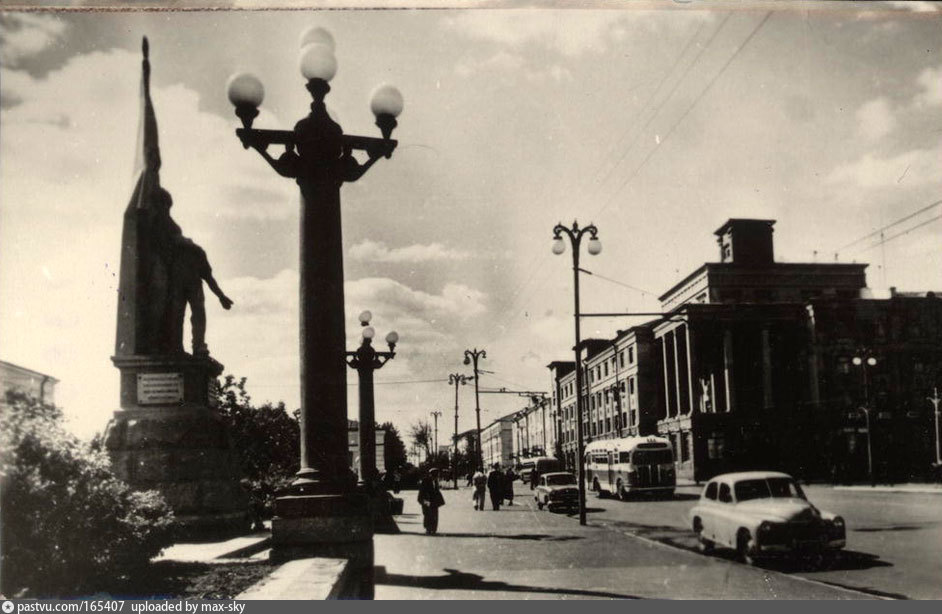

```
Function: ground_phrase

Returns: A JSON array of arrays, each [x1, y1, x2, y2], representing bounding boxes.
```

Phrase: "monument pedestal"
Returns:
[[271, 489, 375, 599], [104, 354, 249, 535]]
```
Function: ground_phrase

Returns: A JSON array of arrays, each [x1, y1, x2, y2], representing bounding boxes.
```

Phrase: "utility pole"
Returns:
[[430, 410, 442, 457], [929, 387, 942, 466]]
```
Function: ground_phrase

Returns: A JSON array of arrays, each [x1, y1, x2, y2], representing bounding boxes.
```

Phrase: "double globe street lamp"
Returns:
[[552, 220, 601, 527]]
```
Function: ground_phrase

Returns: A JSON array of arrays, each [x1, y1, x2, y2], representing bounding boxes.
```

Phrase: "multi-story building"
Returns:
[[481, 416, 514, 470], [548, 218, 942, 484], [547, 360, 574, 464], [0, 360, 59, 405], [511, 397, 553, 461]]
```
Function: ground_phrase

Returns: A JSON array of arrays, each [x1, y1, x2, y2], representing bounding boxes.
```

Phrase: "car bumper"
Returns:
[[757, 538, 845, 554]]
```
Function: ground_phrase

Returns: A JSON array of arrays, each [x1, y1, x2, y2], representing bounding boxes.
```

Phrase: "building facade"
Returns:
[[0, 360, 59, 406], [481, 416, 514, 469], [548, 218, 942, 483]]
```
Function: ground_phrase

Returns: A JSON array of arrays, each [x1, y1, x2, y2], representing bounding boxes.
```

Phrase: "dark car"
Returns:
[[534, 472, 579, 512]]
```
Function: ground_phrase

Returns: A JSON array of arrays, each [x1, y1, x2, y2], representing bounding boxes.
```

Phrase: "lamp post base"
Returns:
[[271, 491, 375, 599]]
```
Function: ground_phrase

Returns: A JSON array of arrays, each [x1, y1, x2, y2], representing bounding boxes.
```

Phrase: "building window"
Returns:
[[629, 347, 635, 364], [605, 418, 611, 433], [619, 351, 625, 368], [604, 362, 609, 377], [707, 433, 725, 460], [629, 377, 635, 395], [681, 431, 691, 462]]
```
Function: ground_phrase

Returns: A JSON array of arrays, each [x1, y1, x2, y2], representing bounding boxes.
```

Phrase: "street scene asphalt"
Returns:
[[373, 483, 889, 600]]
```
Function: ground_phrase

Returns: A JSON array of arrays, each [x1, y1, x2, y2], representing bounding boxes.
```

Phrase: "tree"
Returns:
[[0, 391, 174, 596], [212, 375, 299, 523], [409, 421, 433, 459], [378, 421, 406, 471]]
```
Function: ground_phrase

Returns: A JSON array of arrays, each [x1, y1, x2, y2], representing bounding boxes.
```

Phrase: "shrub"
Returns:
[[213, 376, 299, 525], [0, 392, 175, 596]]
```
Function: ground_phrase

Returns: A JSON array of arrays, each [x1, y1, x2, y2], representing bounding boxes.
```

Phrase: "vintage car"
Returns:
[[688, 471, 845, 565], [534, 471, 579, 512]]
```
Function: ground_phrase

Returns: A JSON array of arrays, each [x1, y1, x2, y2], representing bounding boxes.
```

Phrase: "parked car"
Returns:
[[534, 472, 579, 512], [518, 457, 563, 485], [688, 471, 845, 565]]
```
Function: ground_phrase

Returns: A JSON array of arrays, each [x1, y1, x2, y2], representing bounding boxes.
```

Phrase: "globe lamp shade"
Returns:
[[358, 310, 373, 325], [370, 84, 403, 140], [386, 331, 399, 346], [226, 73, 264, 129], [552, 238, 566, 255], [299, 43, 338, 82], [587, 237, 602, 256], [299, 26, 336, 52], [362, 326, 376, 340]]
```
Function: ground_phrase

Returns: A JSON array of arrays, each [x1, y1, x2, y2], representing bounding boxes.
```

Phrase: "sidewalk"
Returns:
[[373, 484, 874, 599], [832, 483, 942, 494]]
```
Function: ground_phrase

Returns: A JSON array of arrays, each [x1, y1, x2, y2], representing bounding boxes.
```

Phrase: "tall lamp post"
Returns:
[[464, 348, 487, 471], [226, 28, 402, 579], [345, 310, 398, 489], [552, 220, 601, 526], [430, 410, 442, 459], [929, 388, 942, 467], [852, 351, 877, 485], [448, 373, 470, 488]]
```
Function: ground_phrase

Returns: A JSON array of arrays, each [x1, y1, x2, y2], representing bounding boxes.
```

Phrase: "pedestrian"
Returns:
[[472, 469, 487, 510], [487, 463, 504, 511], [504, 466, 515, 506], [417, 468, 445, 535], [467, 471, 474, 487], [392, 468, 401, 494]]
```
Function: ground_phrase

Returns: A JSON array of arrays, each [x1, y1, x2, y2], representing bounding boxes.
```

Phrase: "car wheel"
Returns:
[[692, 518, 714, 554], [537, 500, 544, 510], [737, 529, 758, 566]]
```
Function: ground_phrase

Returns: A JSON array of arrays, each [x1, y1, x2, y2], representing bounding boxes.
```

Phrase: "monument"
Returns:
[[103, 39, 248, 533]]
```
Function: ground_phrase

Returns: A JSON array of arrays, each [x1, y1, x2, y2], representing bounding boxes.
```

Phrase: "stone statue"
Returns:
[[115, 38, 231, 358]]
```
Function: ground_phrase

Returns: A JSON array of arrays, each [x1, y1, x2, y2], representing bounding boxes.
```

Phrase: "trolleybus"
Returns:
[[584, 436, 675, 499]]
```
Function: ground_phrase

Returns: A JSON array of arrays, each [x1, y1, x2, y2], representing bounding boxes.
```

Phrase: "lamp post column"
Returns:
[[464, 349, 487, 471], [929, 387, 942, 466], [553, 220, 601, 527]]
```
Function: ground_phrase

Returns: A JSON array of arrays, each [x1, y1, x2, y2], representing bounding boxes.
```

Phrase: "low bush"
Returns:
[[0, 392, 175, 596]]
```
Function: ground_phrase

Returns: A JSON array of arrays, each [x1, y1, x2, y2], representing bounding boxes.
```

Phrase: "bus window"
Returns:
[[619, 452, 631, 463], [632, 448, 673, 465]]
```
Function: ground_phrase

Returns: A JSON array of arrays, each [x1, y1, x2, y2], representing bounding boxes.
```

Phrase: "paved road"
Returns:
[[374, 485, 875, 600], [554, 482, 942, 599]]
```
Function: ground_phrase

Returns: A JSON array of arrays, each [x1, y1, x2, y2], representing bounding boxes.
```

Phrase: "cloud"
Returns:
[[856, 97, 897, 141], [0, 13, 67, 67], [827, 143, 942, 188], [914, 65, 942, 108], [349, 239, 471, 263], [455, 49, 572, 83]]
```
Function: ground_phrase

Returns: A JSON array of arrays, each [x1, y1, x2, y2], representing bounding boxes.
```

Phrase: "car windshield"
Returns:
[[545, 474, 576, 486], [632, 449, 673, 464], [734, 478, 806, 501]]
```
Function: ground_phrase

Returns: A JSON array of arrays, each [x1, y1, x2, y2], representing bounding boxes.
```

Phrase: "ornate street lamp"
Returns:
[[448, 372, 471, 488], [852, 352, 878, 485], [552, 220, 601, 526], [464, 348, 487, 471], [226, 29, 402, 493], [345, 310, 398, 490], [226, 28, 402, 584]]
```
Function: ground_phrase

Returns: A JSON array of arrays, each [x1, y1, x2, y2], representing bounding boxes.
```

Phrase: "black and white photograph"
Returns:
[[2, 0, 942, 601]]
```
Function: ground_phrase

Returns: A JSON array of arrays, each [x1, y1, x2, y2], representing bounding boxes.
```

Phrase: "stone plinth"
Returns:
[[104, 354, 249, 535], [271, 491, 374, 599]]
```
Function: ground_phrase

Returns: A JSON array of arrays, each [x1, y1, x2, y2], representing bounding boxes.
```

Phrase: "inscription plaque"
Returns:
[[138, 372, 184, 405]]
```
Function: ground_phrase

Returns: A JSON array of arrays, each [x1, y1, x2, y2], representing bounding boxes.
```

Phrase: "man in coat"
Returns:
[[417, 468, 445, 535], [486, 463, 504, 511]]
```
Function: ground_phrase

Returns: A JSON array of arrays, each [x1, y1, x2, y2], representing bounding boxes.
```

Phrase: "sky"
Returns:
[[2, 1, 942, 441]]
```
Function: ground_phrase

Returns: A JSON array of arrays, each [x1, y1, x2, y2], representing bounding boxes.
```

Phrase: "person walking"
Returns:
[[504, 466, 515, 506], [487, 463, 504, 511], [417, 468, 445, 535], [472, 469, 487, 511]]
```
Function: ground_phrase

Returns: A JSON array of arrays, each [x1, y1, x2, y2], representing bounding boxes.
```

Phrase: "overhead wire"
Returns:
[[836, 198, 942, 254], [595, 11, 774, 218]]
